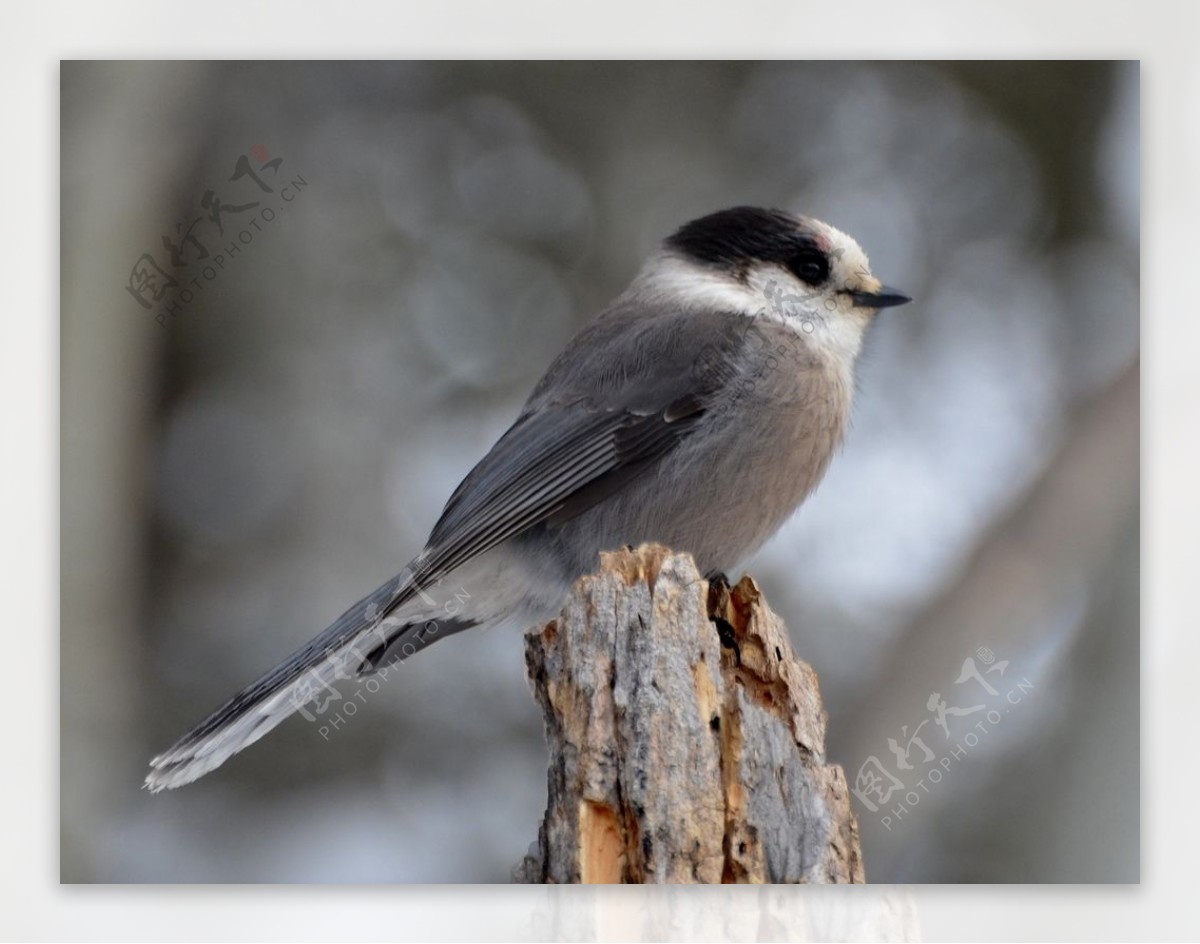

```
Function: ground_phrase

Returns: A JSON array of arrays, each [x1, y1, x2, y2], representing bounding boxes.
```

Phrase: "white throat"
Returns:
[[633, 252, 871, 374]]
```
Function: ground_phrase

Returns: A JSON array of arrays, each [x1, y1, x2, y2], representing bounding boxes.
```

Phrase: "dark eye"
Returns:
[[789, 249, 829, 286]]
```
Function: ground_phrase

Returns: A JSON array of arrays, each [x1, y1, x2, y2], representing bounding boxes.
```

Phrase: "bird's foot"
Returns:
[[705, 570, 740, 662], [704, 569, 730, 590]]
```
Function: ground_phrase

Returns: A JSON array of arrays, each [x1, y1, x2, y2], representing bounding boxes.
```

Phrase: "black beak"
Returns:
[[847, 285, 911, 309]]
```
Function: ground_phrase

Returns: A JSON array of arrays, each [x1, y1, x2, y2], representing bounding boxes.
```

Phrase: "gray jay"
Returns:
[[146, 206, 910, 792]]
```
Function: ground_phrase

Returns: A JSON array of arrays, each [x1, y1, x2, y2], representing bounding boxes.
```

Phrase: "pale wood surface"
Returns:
[[514, 544, 864, 884]]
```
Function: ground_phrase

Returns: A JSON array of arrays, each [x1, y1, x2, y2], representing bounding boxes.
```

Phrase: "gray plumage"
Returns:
[[146, 206, 907, 792]]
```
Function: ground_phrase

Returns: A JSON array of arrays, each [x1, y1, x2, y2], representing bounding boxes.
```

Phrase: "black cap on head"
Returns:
[[665, 206, 830, 287]]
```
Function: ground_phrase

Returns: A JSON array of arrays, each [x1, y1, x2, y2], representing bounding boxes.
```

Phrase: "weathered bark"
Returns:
[[514, 544, 864, 884]]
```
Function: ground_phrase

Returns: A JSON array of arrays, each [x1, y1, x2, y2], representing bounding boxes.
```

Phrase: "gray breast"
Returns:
[[528, 318, 853, 581]]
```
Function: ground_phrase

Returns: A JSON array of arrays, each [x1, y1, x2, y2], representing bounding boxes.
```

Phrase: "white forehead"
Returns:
[[802, 217, 874, 290]]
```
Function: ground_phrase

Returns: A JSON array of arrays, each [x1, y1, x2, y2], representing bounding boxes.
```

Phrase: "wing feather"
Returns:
[[420, 310, 749, 575]]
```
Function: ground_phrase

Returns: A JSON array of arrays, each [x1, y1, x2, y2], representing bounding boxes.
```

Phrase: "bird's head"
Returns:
[[641, 206, 911, 363]]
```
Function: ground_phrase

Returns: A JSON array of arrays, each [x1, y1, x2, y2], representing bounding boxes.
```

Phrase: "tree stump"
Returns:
[[514, 544, 864, 884]]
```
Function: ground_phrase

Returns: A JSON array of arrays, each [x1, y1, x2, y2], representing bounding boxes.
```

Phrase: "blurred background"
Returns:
[[61, 61, 1138, 883]]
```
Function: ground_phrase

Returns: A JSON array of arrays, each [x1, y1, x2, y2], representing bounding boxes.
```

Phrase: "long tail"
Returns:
[[144, 568, 470, 792]]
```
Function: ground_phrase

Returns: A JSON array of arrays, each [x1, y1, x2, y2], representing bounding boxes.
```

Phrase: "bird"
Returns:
[[145, 206, 910, 792]]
